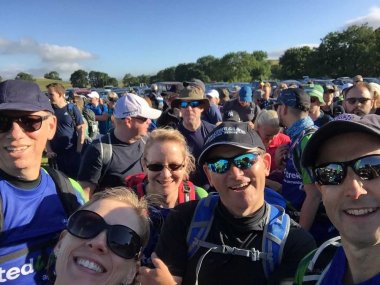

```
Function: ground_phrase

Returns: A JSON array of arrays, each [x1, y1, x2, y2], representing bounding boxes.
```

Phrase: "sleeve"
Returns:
[[77, 141, 103, 184], [73, 104, 84, 125], [155, 202, 197, 278]]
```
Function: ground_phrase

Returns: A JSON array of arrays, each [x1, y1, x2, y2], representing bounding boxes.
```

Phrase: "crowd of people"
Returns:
[[0, 77, 379, 285]]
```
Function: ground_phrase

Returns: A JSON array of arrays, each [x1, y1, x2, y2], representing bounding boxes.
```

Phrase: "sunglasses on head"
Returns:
[[313, 154, 380, 186], [207, 152, 261, 174], [345, 97, 372, 105], [67, 210, 142, 259], [180, 101, 202, 108], [145, 161, 185, 172], [0, 114, 51, 133]]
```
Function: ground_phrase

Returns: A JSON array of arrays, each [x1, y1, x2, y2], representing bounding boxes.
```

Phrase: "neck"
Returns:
[[341, 239, 380, 285], [54, 100, 67, 109], [114, 127, 140, 144], [182, 119, 201, 131], [309, 109, 320, 121]]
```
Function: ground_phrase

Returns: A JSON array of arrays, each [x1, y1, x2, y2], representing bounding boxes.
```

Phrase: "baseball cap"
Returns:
[[304, 84, 325, 105], [323, 84, 335, 93], [198, 121, 265, 165], [239, 86, 253, 102], [277, 88, 310, 111], [206, 89, 219, 99], [87, 91, 100, 99], [302, 114, 380, 167], [114, 93, 162, 119], [0, 80, 54, 113], [161, 84, 184, 98], [171, 88, 210, 109], [222, 110, 241, 122], [183, 79, 205, 93]]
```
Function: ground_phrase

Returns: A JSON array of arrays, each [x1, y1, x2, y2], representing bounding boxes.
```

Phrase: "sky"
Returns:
[[1, 0, 380, 80]]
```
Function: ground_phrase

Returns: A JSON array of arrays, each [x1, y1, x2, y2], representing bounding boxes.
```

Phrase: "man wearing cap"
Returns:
[[343, 82, 375, 117], [202, 89, 222, 125], [78, 93, 162, 198], [156, 83, 183, 128], [85, 91, 109, 134], [139, 121, 316, 285], [275, 88, 336, 245], [321, 84, 345, 118], [171, 84, 215, 190], [222, 85, 261, 128], [297, 114, 380, 285], [304, 84, 333, 127], [0, 80, 85, 285]]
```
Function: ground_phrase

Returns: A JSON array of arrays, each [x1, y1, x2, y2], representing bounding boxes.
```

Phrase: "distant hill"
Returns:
[[35, 78, 72, 91]]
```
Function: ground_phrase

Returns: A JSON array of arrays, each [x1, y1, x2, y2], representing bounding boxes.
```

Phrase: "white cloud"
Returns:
[[345, 6, 380, 28], [0, 37, 95, 79]]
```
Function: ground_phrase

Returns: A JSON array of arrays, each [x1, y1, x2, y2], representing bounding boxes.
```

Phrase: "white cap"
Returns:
[[206, 89, 219, 99], [87, 91, 100, 99], [114, 93, 162, 119]]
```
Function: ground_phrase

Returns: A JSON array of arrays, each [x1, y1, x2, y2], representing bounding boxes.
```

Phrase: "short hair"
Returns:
[[143, 128, 196, 180], [344, 82, 372, 99], [46, 82, 66, 95], [254, 110, 280, 129], [81, 187, 150, 248]]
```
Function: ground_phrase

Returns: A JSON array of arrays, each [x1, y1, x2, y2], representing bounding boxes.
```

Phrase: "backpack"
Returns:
[[67, 103, 99, 140], [186, 192, 290, 280], [125, 172, 197, 203], [294, 236, 341, 285]]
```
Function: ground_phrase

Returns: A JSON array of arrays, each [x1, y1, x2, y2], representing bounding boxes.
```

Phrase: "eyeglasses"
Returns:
[[132, 116, 148, 122], [0, 114, 51, 133], [179, 101, 202, 108], [207, 153, 261, 174], [313, 154, 380, 185], [345, 97, 372, 105], [67, 210, 142, 259], [145, 162, 185, 172]]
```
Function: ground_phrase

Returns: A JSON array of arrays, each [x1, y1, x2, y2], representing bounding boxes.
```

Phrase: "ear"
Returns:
[[261, 153, 271, 176], [47, 115, 57, 140]]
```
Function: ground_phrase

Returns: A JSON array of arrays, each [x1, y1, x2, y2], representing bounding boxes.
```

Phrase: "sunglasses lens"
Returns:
[[108, 225, 141, 259], [67, 210, 103, 239], [208, 159, 229, 174], [234, 153, 258, 170], [168, 164, 183, 171], [190, 101, 201, 107], [147, 164, 164, 171], [20, 116, 43, 132], [354, 156, 380, 180], [315, 164, 344, 185]]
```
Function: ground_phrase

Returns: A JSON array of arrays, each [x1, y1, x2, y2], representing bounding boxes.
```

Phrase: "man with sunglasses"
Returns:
[[140, 121, 316, 285], [78, 93, 161, 198], [171, 85, 215, 190], [0, 80, 85, 285], [343, 82, 375, 117], [297, 113, 380, 285]]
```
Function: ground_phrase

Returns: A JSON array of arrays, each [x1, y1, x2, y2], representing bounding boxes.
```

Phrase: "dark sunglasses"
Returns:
[[207, 152, 261, 174], [180, 101, 202, 108], [146, 162, 185, 172], [345, 97, 372, 105], [67, 210, 142, 259], [0, 114, 51, 133], [313, 154, 380, 185], [132, 116, 148, 122]]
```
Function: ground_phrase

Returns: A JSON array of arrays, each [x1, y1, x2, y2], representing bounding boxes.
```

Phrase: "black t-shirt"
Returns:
[[77, 130, 145, 188], [156, 200, 316, 285], [222, 98, 261, 123]]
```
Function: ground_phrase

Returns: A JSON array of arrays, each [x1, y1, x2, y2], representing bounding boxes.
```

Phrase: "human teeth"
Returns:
[[77, 258, 104, 273], [345, 208, 376, 216], [231, 183, 249, 189], [6, 146, 28, 151]]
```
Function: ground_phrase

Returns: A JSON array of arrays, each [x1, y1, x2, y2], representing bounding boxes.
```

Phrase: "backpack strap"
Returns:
[[98, 132, 113, 185], [179, 181, 196, 203], [262, 204, 290, 279], [66, 103, 78, 128], [187, 192, 219, 258]]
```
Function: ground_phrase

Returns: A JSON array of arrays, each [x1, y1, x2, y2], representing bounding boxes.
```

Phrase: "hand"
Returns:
[[138, 252, 178, 285], [274, 144, 289, 170]]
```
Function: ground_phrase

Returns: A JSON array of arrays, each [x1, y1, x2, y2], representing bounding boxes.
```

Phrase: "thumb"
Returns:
[[150, 252, 167, 270]]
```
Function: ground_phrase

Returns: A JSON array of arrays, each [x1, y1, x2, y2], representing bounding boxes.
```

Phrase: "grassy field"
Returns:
[[34, 78, 72, 91]]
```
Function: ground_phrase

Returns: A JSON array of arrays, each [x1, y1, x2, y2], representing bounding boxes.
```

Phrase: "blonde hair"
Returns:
[[73, 95, 84, 112], [369, 83, 380, 109], [81, 187, 150, 247], [254, 110, 280, 129], [143, 128, 195, 180]]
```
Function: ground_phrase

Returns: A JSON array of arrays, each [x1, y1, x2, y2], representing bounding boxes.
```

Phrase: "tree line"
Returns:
[[2, 24, 378, 87]]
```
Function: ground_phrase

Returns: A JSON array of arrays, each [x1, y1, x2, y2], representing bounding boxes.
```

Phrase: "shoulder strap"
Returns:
[[98, 132, 113, 185], [262, 203, 291, 279], [43, 166, 85, 216], [187, 192, 219, 258], [179, 181, 196, 203], [66, 103, 78, 128]]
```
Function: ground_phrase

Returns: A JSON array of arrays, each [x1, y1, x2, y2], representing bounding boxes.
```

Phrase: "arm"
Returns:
[[95, 112, 109, 121], [78, 180, 96, 200], [299, 183, 321, 230], [76, 123, 86, 153]]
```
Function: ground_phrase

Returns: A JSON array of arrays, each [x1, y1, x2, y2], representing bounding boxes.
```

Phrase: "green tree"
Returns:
[[44, 71, 61, 80], [219, 52, 256, 82], [279, 46, 315, 79], [88, 71, 110, 88], [107, 77, 119, 87], [15, 72, 34, 81], [122, 73, 139, 86], [196, 55, 219, 81], [70, 69, 88, 87]]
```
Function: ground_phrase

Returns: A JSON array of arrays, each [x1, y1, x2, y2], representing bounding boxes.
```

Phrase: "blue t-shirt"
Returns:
[[85, 103, 109, 134], [0, 169, 84, 285], [320, 247, 380, 285], [50, 103, 84, 154], [202, 103, 222, 125]]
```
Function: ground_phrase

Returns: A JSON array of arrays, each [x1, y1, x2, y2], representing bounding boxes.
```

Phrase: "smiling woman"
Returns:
[[49, 187, 150, 285]]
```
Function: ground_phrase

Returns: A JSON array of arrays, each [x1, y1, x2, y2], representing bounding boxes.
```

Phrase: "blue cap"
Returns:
[[277, 88, 310, 111], [0, 80, 54, 113], [239, 86, 252, 102]]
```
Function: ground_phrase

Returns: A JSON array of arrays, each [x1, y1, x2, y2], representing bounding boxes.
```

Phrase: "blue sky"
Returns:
[[1, 0, 379, 80]]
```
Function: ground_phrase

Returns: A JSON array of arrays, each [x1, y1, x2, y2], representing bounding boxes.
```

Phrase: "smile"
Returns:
[[344, 207, 377, 216], [230, 182, 250, 191], [5, 146, 29, 152], [75, 257, 105, 273]]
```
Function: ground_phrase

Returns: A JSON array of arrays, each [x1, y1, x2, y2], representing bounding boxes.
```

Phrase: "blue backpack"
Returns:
[[186, 192, 290, 280]]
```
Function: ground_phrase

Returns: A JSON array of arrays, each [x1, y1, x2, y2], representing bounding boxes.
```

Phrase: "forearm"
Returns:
[[76, 124, 86, 152]]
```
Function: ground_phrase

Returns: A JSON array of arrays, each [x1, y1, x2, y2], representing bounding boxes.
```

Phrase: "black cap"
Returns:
[[222, 110, 241, 122], [302, 114, 380, 167], [198, 121, 265, 165]]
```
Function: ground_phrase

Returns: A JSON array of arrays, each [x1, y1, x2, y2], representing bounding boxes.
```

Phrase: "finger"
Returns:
[[150, 252, 167, 270]]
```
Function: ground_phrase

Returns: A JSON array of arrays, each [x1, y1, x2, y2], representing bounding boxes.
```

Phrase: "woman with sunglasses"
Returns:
[[125, 128, 208, 267], [50, 187, 150, 285]]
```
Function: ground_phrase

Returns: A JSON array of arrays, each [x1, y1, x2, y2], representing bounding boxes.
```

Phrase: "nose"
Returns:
[[86, 231, 109, 255], [228, 163, 245, 178], [342, 168, 367, 200], [6, 121, 25, 139], [161, 166, 172, 178]]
